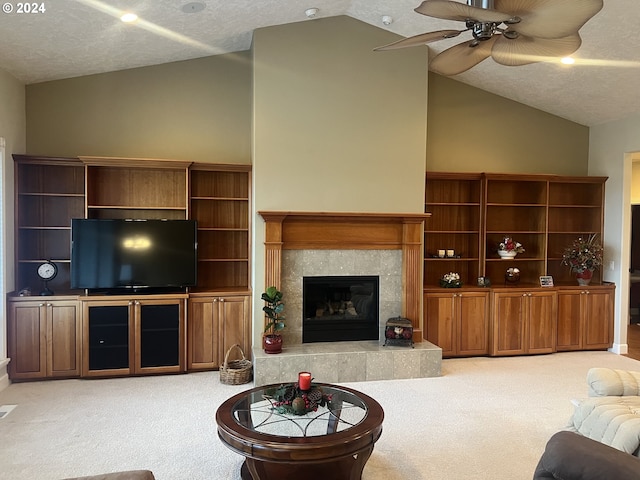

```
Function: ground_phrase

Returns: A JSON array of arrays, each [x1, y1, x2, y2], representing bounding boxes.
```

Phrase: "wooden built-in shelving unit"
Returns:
[[8, 155, 252, 381]]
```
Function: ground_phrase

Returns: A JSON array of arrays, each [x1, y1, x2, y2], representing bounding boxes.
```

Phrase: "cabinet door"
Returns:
[[492, 292, 526, 355], [8, 301, 46, 379], [584, 290, 613, 349], [424, 293, 456, 357], [527, 292, 557, 354], [47, 301, 81, 377], [136, 298, 185, 374], [556, 290, 583, 351], [457, 292, 490, 356], [219, 295, 251, 364], [82, 300, 133, 377], [188, 297, 220, 370]]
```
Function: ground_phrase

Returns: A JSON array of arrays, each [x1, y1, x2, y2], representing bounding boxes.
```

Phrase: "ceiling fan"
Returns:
[[375, 0, 604, 76]]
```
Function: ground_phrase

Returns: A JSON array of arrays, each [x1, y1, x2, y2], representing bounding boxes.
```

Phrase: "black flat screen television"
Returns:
[[71, 218, 197, 292]]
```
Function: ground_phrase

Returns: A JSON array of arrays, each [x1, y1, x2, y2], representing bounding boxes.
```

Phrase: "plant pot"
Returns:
[[263, 334, 283, 354], [576, 269, 594, 286], [497, 250, 517, 259]]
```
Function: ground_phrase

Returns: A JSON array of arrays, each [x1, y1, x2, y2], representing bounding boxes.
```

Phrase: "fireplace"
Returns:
[[303, 275, 379, 343]]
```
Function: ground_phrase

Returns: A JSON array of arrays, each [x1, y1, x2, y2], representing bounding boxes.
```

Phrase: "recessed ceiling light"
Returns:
[[561, 57, 575, 65], [120, 12, 138, 23], [181, 2, 206, 13], [305, 8, 319, 18], [382, 15, 393, 25]]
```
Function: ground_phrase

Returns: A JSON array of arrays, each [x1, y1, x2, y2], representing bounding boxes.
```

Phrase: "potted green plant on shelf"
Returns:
[[561, 234, 604, 286], [262, 285, 285, 354]]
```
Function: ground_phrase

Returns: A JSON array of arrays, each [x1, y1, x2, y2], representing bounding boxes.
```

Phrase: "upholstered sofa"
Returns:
[[534, 430, 640, 480], [567, 367, 640, 457], [534, 368, 640, 479]]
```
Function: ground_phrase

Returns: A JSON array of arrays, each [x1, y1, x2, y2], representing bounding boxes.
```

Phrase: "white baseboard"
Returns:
[[610, 343, 629, 355]]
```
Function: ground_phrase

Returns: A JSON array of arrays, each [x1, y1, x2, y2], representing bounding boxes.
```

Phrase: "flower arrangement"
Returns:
[[561, 234, 603, 273], [498, 237, 525, 253], [266, 383, 333, 416], [439, 272, 462, 288]]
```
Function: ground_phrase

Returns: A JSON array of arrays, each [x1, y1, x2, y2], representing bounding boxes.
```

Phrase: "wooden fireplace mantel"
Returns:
[[258, 211, 431, 341]]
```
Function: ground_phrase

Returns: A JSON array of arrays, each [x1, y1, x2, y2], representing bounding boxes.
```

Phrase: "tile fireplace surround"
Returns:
[[253, 212, 442, 385]]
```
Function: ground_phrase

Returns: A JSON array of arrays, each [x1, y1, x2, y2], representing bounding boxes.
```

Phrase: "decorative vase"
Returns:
[[576, 269, 594, 286], [497, 250, 517, 259], [263, 334, 283, 354]]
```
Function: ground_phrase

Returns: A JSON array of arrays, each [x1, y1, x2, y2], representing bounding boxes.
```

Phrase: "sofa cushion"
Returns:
[[568, 396, 640, 456], [534, 431, 640, 480], [587, 368, 640, 397], [62, 471, 155, 480]]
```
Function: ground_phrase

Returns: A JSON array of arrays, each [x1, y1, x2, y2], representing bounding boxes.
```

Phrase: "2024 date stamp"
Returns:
[[2, 2, 46, 14]]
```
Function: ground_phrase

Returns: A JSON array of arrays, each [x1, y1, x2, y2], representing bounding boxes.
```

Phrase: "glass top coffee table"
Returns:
[[216, 383, 384, 480]]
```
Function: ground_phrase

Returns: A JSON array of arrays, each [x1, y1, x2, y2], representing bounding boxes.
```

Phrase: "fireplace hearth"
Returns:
[[302, 275, 379, 343]]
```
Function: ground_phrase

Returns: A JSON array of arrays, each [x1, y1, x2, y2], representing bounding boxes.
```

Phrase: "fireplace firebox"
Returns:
[[302, 276, 379, 343]]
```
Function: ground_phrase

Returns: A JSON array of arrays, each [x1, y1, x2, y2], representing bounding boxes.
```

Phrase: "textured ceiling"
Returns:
[[1, 0, 638, 126]]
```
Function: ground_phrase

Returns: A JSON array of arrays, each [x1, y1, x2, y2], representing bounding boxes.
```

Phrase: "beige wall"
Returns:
[[253, 16, 428, 214], [590, 114, 640, 354], [0, 67, 25, 387], [427, 74, 589, 175], [26, 53, 252, 163]]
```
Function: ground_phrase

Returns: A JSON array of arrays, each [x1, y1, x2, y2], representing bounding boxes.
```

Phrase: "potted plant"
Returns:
[[262, 285, 285, 354], [561, 234, 604, 285], [497, 236, 525, 259]]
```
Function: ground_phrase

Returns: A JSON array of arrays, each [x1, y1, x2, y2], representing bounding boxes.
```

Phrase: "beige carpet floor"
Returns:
[[1, 351, 639, 480]]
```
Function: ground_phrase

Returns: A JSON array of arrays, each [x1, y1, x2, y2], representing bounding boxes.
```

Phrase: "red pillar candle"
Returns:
[[298, 372, 312, 390]]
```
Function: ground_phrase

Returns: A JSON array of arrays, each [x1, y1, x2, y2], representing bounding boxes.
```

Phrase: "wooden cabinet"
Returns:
[[190, 165, 251, 291], [424, 173, 483, 286], [10, 155, 253, 381], [13, 155, 252, 294], [424, 289, 489, 357], [13, 155, 85, 294], [7, 297, 80, 379], [484, 175, 548, 285], [547, 179, 606, 284], [82, 295, 187, 377], [557, 284, 614, 351], [491, 289, 557, 355], [82, 156, 190, 220], [424, 172, 607, 287], [188, 294, 251, 370]]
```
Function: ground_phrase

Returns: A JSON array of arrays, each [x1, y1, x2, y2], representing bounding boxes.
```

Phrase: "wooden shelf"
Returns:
[[14, 155, 252, 293], [425, 172, 607, 287]]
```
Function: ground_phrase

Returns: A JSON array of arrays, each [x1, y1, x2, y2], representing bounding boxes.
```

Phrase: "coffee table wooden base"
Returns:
[[240, 445, 373, 480]]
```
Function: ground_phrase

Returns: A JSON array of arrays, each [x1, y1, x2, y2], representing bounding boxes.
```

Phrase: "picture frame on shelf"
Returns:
[[539, 275, 554, 287]]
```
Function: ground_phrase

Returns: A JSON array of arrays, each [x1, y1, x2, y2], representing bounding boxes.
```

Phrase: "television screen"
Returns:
[[71, 219, 197, 291]]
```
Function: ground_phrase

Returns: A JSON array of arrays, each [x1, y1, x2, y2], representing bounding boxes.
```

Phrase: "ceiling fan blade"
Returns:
[[374, 30, 464, 51], [430, 36, 497, 76], [491, 33, 581, 66], [494, 0, 603, 39], [415, 0, 511, 23]]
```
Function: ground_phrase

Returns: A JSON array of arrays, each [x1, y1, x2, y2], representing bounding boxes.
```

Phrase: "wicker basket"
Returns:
[[219, 344, 253, 385]]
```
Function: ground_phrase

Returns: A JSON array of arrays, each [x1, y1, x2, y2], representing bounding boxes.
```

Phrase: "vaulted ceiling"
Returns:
[[1, 0, 638, 126]]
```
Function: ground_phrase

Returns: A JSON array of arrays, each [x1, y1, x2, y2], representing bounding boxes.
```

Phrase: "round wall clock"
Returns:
[[37, 260, 57, 296]]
